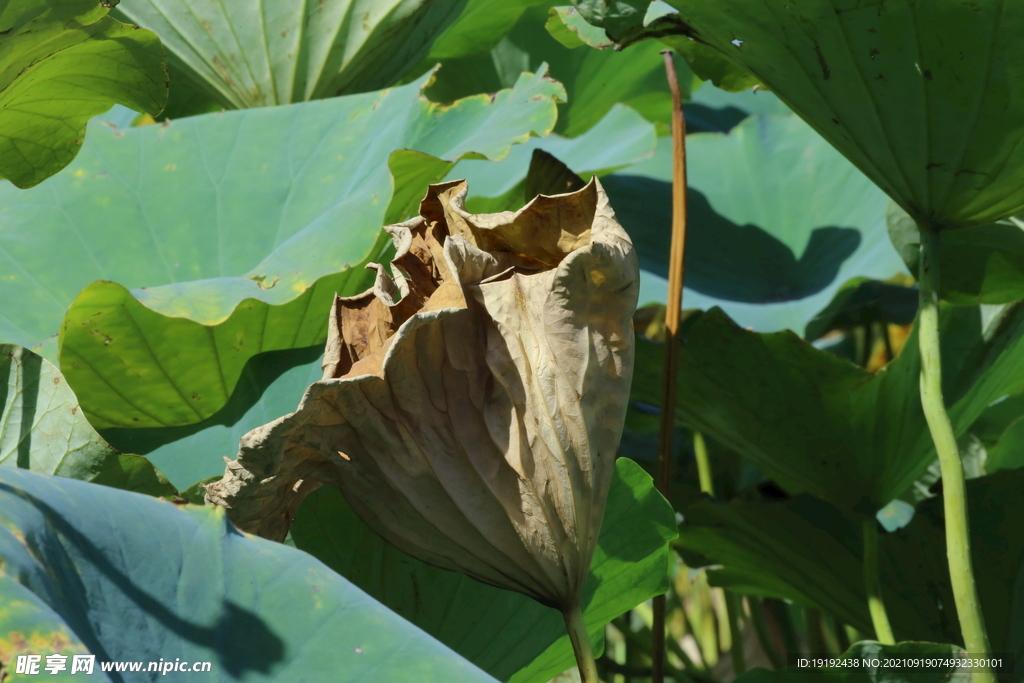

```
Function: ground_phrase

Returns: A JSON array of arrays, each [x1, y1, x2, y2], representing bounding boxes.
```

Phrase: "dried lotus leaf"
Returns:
[[206, 177, 639, 616]]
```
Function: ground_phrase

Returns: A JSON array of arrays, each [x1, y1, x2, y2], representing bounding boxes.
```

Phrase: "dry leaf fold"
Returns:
[[206, 177, 639, 611]]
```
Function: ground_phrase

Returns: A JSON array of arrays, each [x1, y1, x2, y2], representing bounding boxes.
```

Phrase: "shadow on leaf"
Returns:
[[604, 175, 861, 303], [101, 344, 323, 455]]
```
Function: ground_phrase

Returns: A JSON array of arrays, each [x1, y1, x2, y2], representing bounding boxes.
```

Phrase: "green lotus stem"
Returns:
[[853, 326, 866, 367], [725, 592, 747, 675], [565, 604, 600, 683], [860, 323, 873, 367], [768, 599, 800, 657], [806, 608, 824, 655], [693, 431, 746, 674], [819, 613, 843, 655], [878, 321, 894, 363], [836, 620, 851, 652], [694, 432, 713, 495], [861, 517, 895, 645], [918, 227, 995, 682], [749, 599, 784, 669]]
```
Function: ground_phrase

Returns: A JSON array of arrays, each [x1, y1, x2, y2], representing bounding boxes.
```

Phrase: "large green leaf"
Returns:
[[633, 304, 1024, 512], [734, 642, 967, 683], [678, 469, 1024, 651], [113, 0, 466, 111], [545, 6, 615, 51], [899, 468, 1024, 654], [0, 467, 499, 682], [1, 344, 114, 475], [888, 201, 1024, 304], [0, 343, 176, 497], [682, 76, 791, 134], [102, 345, 325, 490], [568, 0, 760, 92], [569, 0, 649, 44], [986, 416, 1024, 474], [94, 104, 655, 490], [291, 457, 677, 683], [424, 0, 549, 61], [427, 4, 692, 138], [675, 491, 948, 642], [0, 70, 563, 429], [804, 277, 917, 343], [0, 573, 97, 682], [967, 390, 1024, 450], [606, 113, 905, 331], [0, 0, 167, 188], [448, 102, 657, 211], [667, 0, 1024, 229]]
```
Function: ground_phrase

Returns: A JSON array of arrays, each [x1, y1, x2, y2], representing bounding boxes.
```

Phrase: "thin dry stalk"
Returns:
[[653, 49, 689, 683]]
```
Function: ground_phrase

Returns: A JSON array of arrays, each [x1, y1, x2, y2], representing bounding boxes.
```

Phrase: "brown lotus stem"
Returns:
[[653, 49, 689, 683]]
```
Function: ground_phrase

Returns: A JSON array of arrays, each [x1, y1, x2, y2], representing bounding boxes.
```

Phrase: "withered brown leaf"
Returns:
[[206, 177, 639, 617]]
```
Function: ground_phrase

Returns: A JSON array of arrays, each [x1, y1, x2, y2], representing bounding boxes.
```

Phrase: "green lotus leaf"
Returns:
[[0, 0, 167, 188], [968, 390, 1024, 450], [84, 452, 177, 497], [632, 304, 1024, 512], [804, 277, 917, 343], [888, 201, 1024, 304], [449, 103, 657, 213], [0, 343, 178, 498], [605, 113, 905, 332], [984, 415, 1024, 474], [0, 573, 96, 682], [545, 6, 616, 49], [0, 70, 563, 429], [99, 346, 676, 681], [1, 344, 115, 474], [667, 0, 1024, 229], [898, 468, 1024, 655], [679, 468, 1024, 652], [425, 0, 551, 60], [681, 79, 791, 134], [675, 491, 946, 642], [883, 431, 990, 511], [91, 103, 653, 490], [0, 467, 499, 682], [426, 4, 692, 138], [570, 0, 648, 44], [567, 0, 759, 90], [96, 348, 327, 491], [659, 35, 761, 93], [291, 457, 677, 683], [113, 0, 467, 111]]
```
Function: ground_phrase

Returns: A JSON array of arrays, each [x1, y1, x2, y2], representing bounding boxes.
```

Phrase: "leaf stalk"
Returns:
[[861, 517, 894, 645], [564, 604, 600, 683], [653, 48, 690, 683], [694, 432, 713, 495], [749, 598, 784, 669], [917, 226, 994, 683], [725, 592, 747, 676]]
